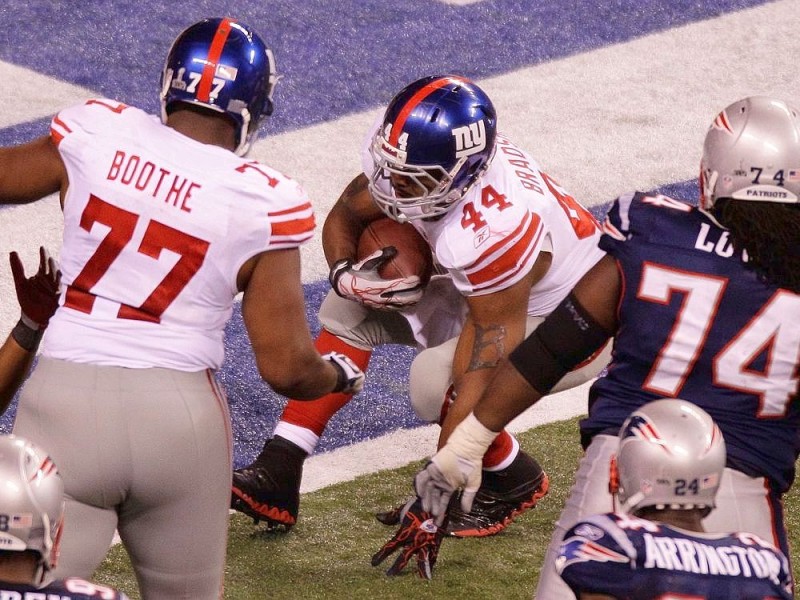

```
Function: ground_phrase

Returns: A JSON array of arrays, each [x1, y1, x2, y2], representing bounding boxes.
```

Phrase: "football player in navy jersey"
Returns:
[[414, 95, 800, 598], [557, 398, 793, 600], [0, 435, 128, 598]]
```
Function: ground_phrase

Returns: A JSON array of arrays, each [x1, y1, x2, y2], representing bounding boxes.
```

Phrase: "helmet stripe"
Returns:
[[388, 76, 469, 145], [197, 17, 234, 103], [711, 110, 733, 134]]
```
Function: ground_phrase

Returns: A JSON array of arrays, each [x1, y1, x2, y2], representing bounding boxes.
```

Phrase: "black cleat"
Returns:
[[446, 450, 550, 538], [231, 436, 307, 531]]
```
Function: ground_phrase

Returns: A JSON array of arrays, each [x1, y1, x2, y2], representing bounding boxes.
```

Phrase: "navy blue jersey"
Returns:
[[0, 577, 129, 598], [583, 192, 800, 492], [557, 512, 793, 599]]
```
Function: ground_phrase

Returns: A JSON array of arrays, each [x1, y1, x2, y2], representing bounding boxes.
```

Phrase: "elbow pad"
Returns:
[[509, 293, 612, 394]]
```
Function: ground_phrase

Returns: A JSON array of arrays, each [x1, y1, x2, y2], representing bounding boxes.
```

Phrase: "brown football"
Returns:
[[357, 218, 434, 285]]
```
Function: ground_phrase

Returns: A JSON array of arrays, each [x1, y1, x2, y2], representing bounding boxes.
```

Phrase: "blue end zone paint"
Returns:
[[219, 279, 423, 466], [0, 0, 714, 467], [0, 0, 772, 145]]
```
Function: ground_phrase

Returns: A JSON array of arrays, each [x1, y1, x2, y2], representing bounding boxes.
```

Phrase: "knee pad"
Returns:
[[408, 340, 457, 422], [318, 291, 414, 349]]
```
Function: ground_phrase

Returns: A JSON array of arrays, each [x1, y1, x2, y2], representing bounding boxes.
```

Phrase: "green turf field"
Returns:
[[94, 417, 800, 599]]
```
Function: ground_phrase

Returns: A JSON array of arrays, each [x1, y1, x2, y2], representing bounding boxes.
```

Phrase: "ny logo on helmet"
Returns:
[[453, 121, 487, 159]]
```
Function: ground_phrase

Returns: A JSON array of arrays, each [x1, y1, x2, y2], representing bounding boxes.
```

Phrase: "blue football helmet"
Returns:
[[160, 17, 279, 156], [369, 75, 498, 222]]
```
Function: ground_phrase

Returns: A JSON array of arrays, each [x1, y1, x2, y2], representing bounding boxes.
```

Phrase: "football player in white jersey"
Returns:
[[232, 75, 611, 574], [0, 17, 363, 599]]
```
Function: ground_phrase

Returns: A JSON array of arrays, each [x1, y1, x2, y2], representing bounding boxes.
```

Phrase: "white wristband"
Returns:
[[446, 412, 500, 464]]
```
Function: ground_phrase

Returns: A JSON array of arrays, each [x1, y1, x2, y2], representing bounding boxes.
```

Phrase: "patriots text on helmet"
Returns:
[[743, 189, 791, 199]]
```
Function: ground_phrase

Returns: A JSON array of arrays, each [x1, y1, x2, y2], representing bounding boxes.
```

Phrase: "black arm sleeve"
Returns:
[[509, 292, 612, 394]]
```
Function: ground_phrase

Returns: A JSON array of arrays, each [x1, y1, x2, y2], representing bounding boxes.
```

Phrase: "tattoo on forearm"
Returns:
[[467, 323, 507, 372]]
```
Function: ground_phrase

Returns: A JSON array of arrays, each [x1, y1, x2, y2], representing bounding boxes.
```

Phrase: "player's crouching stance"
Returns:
[[557, 399, 793, 600], [0, 435, 128, 599], [233, 76, 609, 553]]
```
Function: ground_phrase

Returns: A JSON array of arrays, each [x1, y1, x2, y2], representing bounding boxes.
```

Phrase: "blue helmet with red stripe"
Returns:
[[159, 17, 279, 156], [369, 75, 497, 221]]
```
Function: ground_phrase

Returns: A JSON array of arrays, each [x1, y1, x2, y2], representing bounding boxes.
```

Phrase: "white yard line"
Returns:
[[300, 380, 591, 492]]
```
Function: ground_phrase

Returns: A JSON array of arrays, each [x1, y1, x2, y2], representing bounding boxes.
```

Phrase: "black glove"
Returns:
[[371, 496, 447, 579]]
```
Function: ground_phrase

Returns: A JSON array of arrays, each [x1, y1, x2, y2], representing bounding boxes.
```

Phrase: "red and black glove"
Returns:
[[9, 247, 60, 351], [371, 496, 447, 580]]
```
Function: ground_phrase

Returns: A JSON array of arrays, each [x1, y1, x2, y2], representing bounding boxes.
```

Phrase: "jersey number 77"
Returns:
[[64, 194, 210, 324]]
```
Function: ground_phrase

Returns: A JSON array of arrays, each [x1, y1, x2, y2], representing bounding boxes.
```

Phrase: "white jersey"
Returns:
[[362, 130, 604, 316], [44, 99, 315, 370]]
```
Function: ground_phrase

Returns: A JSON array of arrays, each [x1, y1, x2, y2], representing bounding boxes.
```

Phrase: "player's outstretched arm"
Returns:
[[416, 255, 619, 520], [473, 254, 619, 431], [437, 270, 536, 447], [0, 247, 61, 412], [240, 248, 363, 399], [0, 135, 66, 204]]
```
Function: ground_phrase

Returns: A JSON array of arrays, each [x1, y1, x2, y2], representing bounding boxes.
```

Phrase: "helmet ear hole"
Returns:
[[608, 454, 620, 495]]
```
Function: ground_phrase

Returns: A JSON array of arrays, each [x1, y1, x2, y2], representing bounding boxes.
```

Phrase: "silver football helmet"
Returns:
[[700, 96, 800, 218], [614, 399, 726, 515], [0, 435, 64, 585]]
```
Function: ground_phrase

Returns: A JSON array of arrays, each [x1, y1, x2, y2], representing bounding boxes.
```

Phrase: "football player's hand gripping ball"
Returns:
[[329, 248, 423, 310]]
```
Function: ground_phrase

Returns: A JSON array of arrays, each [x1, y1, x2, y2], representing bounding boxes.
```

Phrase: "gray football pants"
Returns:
[[14, 357, 231, 600], [319, 290, 612, 422]]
